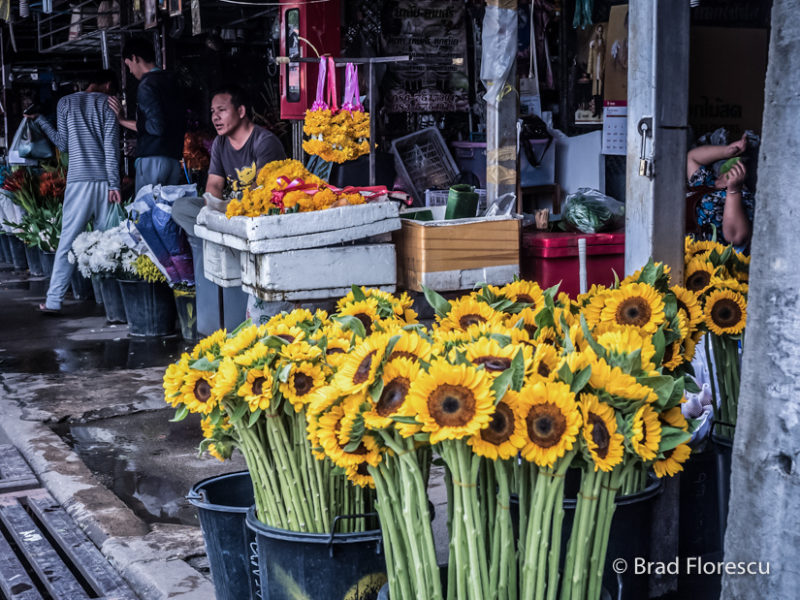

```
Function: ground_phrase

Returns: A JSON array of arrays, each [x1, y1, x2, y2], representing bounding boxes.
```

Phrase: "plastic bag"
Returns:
[[16, 119, 54, 160], [103, 202, 126, 231], [8, 120, 40, 165], [480, 5, 517, 106], [561, 188, 624, 234]]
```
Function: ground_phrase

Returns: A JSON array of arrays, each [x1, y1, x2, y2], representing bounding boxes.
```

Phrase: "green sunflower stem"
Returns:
[[573, 469, 604, 600], [492, 460, 515, 600], [445, 465, 458, 600], [588, 466, 625, 600], [371, 465, 414, 600], [536, 452, 574, 600], [704, 334, 719, 426], [453, 442, 490, 600], [520, 462, 549, 600]]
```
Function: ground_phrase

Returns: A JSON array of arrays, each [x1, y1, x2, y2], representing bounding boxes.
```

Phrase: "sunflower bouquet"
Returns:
[[683, 237, 748, 440], [225, 159, 366, 218]]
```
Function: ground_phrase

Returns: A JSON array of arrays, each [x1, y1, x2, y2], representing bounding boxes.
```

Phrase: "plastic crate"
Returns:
[[391, 127, 459, 205], [424, 189, 488, 215]]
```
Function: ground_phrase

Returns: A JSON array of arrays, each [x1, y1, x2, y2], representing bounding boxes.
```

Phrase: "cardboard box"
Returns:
[[394, 206, 521, 292]]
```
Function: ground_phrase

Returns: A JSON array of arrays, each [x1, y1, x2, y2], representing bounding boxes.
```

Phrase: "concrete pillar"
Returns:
[[721, 2, 800, 597], [624, 0, 689, 278], [484, 0, 518, 205]]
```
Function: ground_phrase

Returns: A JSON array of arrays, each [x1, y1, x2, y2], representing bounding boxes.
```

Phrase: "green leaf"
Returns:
[[332, 315, 367, 339], [343, 439, 362, 452], [651, 328, 666, 367], [663, 293, 678, 322], [190, 356, 220, 371], [580, 314, 605, 358], [489, 333, 512, 347], [571, 366, 592, 394], [658, 426, 692, 455], [510, 349, 526, 392], [391, 415, 420, 425], [170, 405, 189, 422], [263, 335, 289, 349], [248, 409, 262, 427], [277, 362, 292, 383], [351, 284, 367, 302], [543, 283, 561, 300], [612, 268, 621, 288], [560, 314, 574, 353], [684, 376, 701, 394], [229, 319, 253, 338], [491, 368, 514, 404], [231, 402, 249, 424], [640, 260, 657, 286], [557, 363, 574, 385], [369, 379, 385, 403], [534, 308, 556, 331], [637, 375, 675, 410], [422, 285, 452, 318]]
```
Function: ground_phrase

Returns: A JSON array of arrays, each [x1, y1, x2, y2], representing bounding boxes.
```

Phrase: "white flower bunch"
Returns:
[[69, 223, 140, 278]]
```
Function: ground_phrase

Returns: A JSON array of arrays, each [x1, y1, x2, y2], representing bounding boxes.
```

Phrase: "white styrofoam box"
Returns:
[[424, 189, 488, 215], [244, 283, 398, 302], [202, 239, 242, 287], [414, 264, 519, 292], [240, 244, 396, 299], [196, 201, 401, 249]]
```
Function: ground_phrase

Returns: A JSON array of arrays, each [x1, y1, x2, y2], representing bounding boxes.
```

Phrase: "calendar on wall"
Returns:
[[602, 104, 627, 155]]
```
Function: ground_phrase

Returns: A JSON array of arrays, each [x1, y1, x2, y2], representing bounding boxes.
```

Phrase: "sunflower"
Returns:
[[307, 385, 343, 416], [333, 334, 388, 395], [467, 391, 526, 460], [280, 361, 326, 410], [591, 325, 657, 371], [703, 289, 747, 335], [588, 357, 658, 405], [710, 276, 749, 295], [671, 286, 703, 330], [220, 325, 260, 358], [212, 357, 240, 402], [599, 283, 665, 334], [630, 405, 661, 461], [534, 326, 560, 347], [497, 280, 545, 309], [265, 322, 306, 344], [682, 335, 699, 363], [280, 340, 323, 362], [279, 308, 316, 329], [324, 336, 351, 368], [317, 405, 382, 468], [190, 330, 227, 360], [363, 358, 419, 430], [238, 367, 274, 412], [684, 258, 716, 294], [661, 339, 685, 371], [180, 369, 218, 415], [531, 343, 561, 380], [437, 296, 504, 332], [577, 284, 608, 307], [337, 298, 381, 335], [509, 306, 544, 339], [234, 342, 272, 367], [581, 393, 624, 472], [163, 356, 190, 407], [654, 443, 692, 477], [464, 337, 518, 377], [581, 289, 613, 329], [346, 463, 377, 488], [408, 359, 495, 444], [517, 381, 581, 468], [660, 406, 688, 430], [385, 330, 432, 363]]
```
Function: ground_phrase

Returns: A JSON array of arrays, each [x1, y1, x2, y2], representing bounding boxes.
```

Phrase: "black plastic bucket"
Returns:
[[7, 236, 28, 271], [187, 471, 259, 600], [40, 251, 55, 277], [99, 278, 127, 323], [0, 235, 11, 263], [24, 245, 43, 276], [174, 289, 198, 342], [70, 270, 95, 301], [246, 507, 387, 600], [118, 279, 177, 336], [91, 275, 105, 305]]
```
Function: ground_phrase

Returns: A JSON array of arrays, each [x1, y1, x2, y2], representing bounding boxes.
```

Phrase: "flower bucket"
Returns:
[[118, 279, 177, 336], [99, 277, 127, 323], [0, 235, 12, 263], [187, 472, 259, 600], [24, 245, 44, 276], [70, 270, 95, 301], [174, 289, 198, 342], [246, 507, 387, 600], [40, 251, 56, 277], [91, 275, 105, 305], [8, 237, 28, 271]]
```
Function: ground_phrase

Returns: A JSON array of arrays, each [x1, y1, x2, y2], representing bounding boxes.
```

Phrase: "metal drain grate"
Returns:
[[0, 446, 38, 494], [0, 488, 137, 600]]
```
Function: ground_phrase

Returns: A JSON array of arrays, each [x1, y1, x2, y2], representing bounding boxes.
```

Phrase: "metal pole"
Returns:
[[0, 30, 7, 158], [100, 29, 110, 69], [368, 60, 376, 186]]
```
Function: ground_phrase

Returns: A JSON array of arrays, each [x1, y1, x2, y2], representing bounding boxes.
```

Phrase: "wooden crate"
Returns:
[[394, 208, 521, 292]]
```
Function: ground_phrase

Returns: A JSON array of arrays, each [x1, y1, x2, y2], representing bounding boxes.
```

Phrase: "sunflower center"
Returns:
[[615, 297, 652, 327], [327, 347, 345, 355], [588, 414, 610, 459], [354, 312, 374, 334], [526, 404, 567, 448], [194, 379, 212, 402], [524, 324, 538, 338], [473, 356, 512, 372], [388, 350, 418, 362], [293, 372, 314, 396], [676, 299, 690, 318], [353, 351, 377, 384], [537, 362, 551, 377], [428, 384, 476, 427], [377, 377, 410, 416], [710, 298, 742, 328], [481, 402, 514, 445], [686, 271, 711, 292], [278, 334, 295, 343], [663, 343, 674, 364], [516, 294, 535, 304], [459, 314, 486, 329], [252, 376, 266, 395]]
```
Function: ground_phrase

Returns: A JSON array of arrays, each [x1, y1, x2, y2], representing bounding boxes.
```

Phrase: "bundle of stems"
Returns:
[[705, 334, 740, 441]]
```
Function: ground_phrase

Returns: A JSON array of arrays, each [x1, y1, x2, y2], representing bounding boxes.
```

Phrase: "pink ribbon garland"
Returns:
[[310, 57, 328, 112]]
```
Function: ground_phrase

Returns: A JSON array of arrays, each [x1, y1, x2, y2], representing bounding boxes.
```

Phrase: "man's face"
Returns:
[[211, 93, 245, 137], [124, 56, 146, 80]]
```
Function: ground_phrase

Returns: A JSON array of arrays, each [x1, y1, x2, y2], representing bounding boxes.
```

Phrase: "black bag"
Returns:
[[520, 114, 553, 168]]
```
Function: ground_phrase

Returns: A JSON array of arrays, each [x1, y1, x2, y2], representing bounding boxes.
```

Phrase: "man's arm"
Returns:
[[34, 98, 68, 152], [107, 97, 137, 131], [137, 78, 166, 137], [205, 174, 225, 200], [102, 102, 121, 197]]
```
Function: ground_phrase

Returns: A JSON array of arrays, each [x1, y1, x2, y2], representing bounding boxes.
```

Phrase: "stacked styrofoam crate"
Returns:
[[194, 201, 401, 301]]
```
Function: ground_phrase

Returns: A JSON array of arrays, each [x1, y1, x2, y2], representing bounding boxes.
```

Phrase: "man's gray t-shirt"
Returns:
[[208, 126, 285, 192]]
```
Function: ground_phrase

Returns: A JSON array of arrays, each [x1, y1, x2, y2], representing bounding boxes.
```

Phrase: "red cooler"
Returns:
[[521, 230, 625, 297]]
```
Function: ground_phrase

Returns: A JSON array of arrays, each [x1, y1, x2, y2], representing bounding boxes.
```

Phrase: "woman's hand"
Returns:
[[724, 161, 747, 191], [725, 134, 747, 158]]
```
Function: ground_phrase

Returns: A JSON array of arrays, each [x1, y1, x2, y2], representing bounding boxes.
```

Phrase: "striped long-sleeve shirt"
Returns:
[[36, 92, 120, 190]]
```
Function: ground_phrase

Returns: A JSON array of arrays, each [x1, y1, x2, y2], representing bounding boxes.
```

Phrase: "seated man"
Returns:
[[172, 85, 285, 334]]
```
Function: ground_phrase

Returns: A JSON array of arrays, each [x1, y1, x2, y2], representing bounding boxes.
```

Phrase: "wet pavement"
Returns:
[[0, 262, 245, 531]]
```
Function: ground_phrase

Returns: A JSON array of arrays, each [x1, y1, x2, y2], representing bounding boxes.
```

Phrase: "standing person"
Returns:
[[109, 37, 185, 193], [29, 70, 120, 314], [172, 85, 286, 334]]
